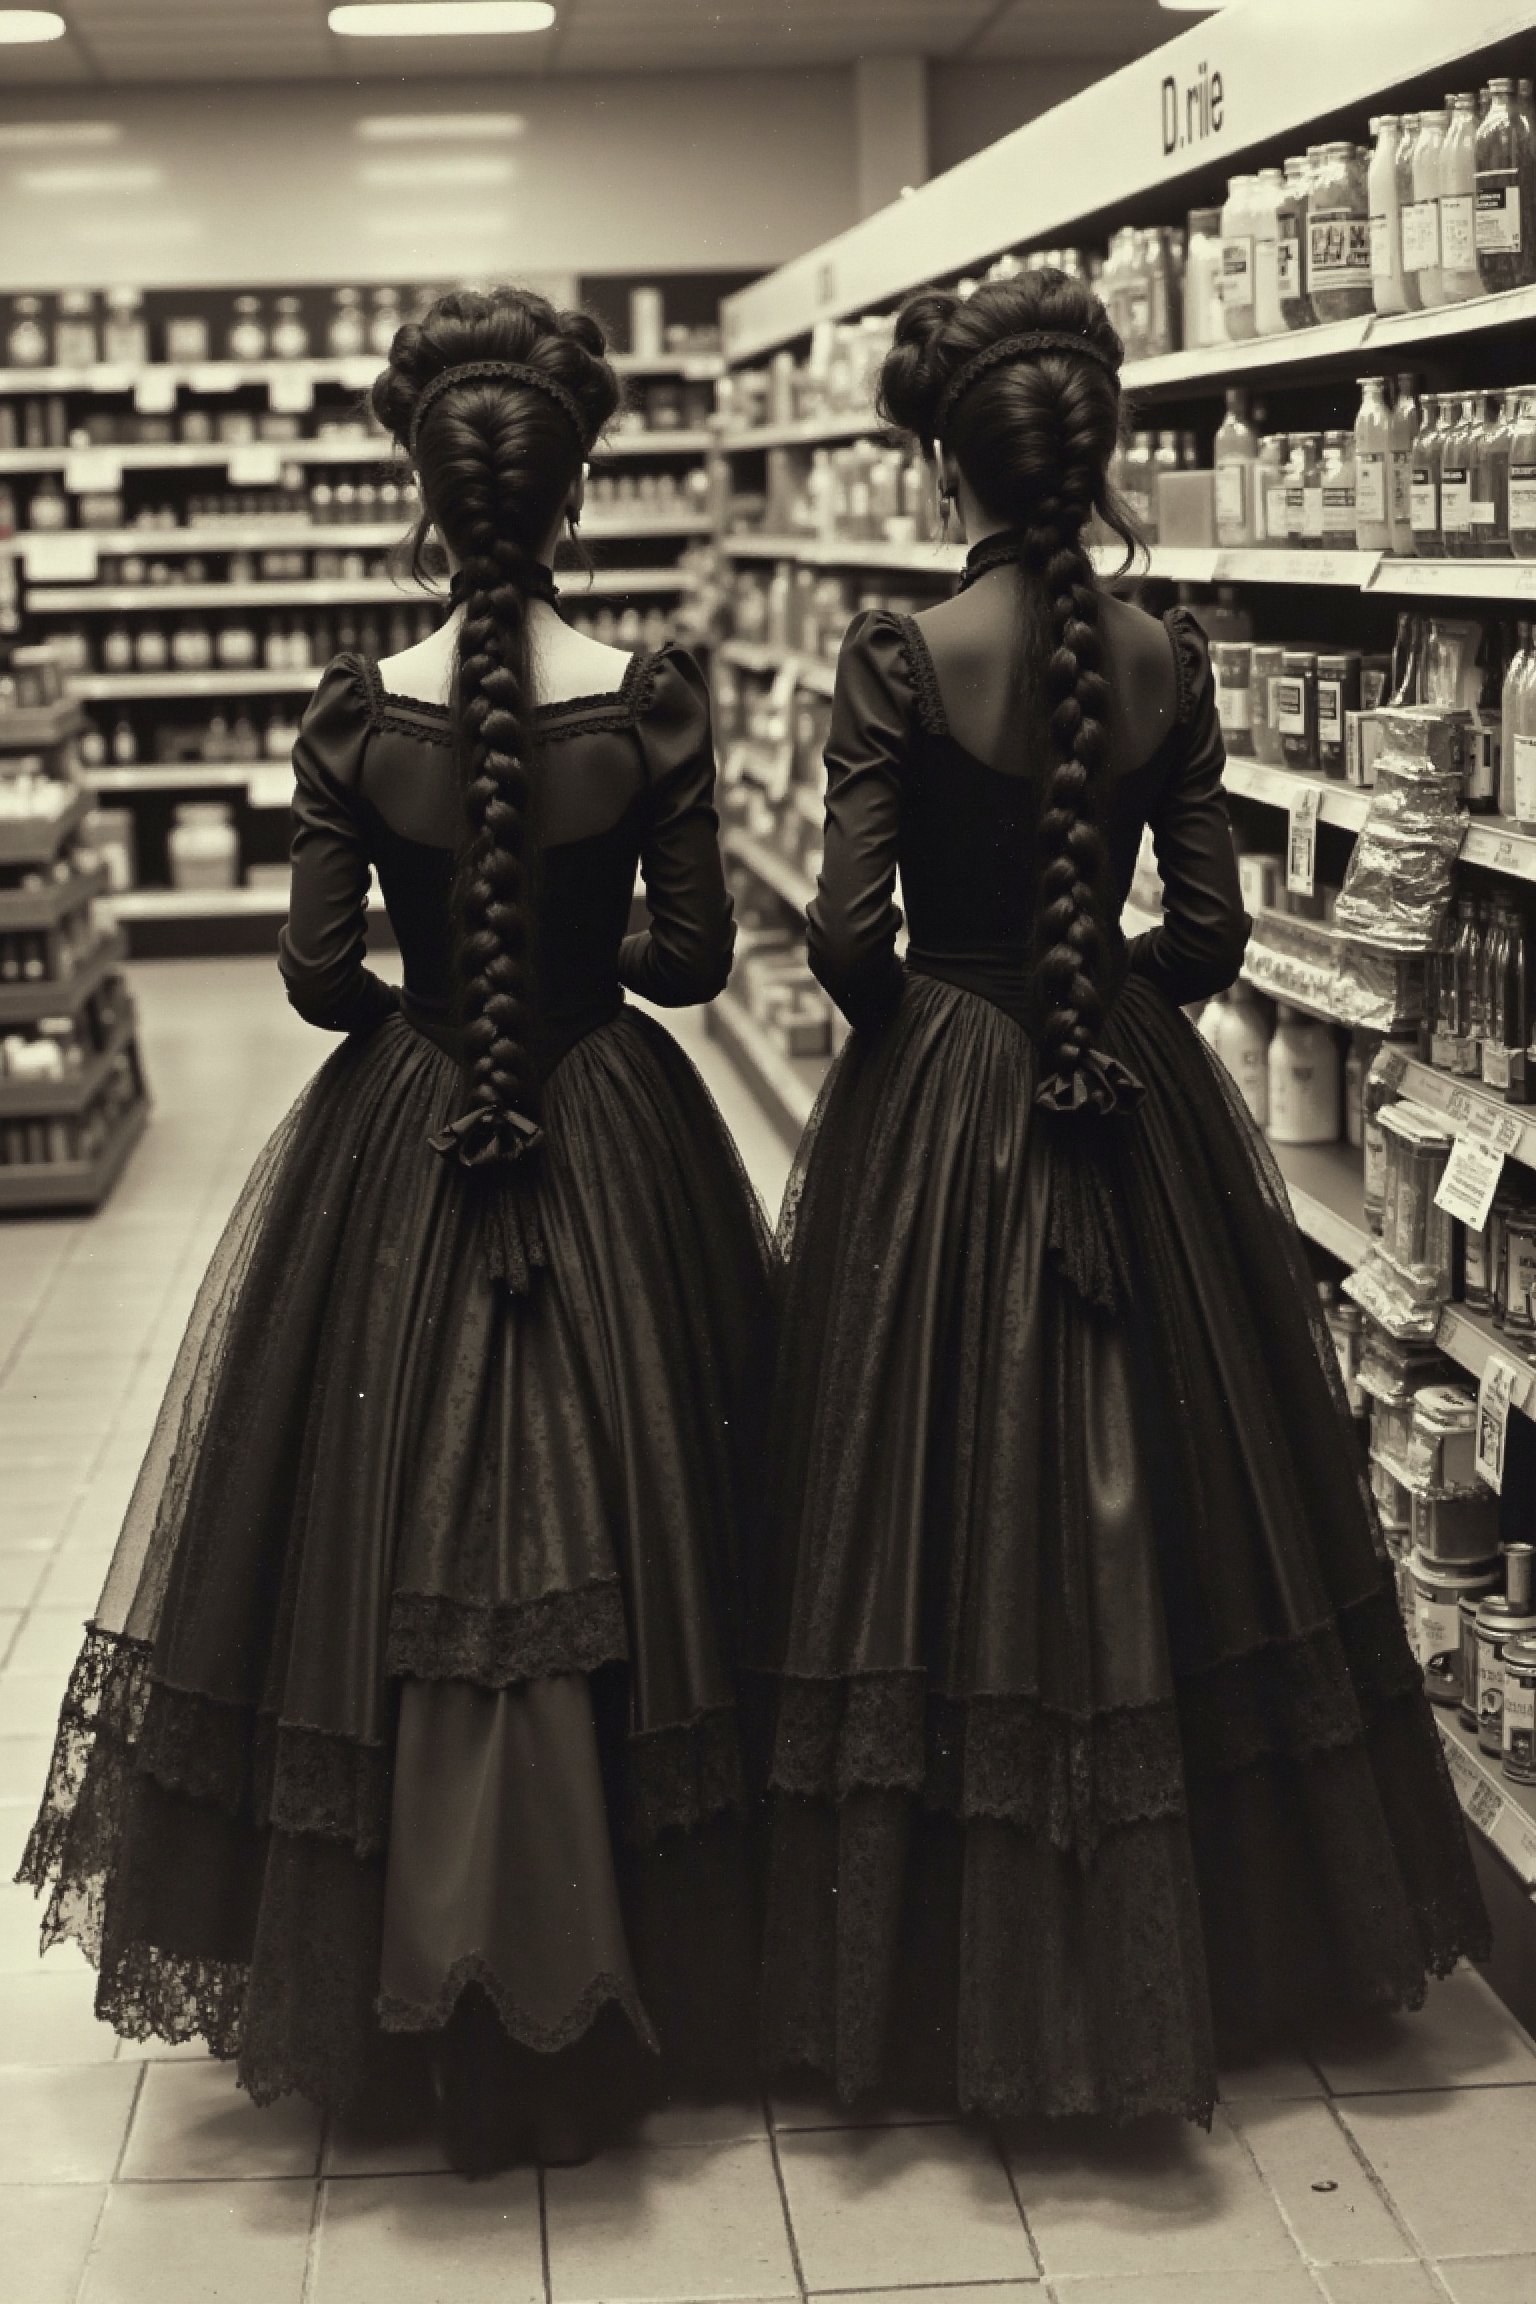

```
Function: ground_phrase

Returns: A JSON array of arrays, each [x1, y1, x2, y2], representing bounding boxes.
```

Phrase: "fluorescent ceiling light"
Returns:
[[364, 208, 508, 237], [360, 154, 515, 187], [0, 10, 66, 40], [17, 163, 162, 194], [330, 3, 555, 35], [0, 120, 122, 148], [64, 215, 202, 246], [356, 112, 526, 140]]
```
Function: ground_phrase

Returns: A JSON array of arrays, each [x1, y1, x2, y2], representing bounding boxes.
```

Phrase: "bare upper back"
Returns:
[[378, 601, 634, 713]]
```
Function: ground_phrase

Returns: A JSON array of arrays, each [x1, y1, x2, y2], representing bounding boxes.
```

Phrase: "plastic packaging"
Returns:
[[1250, 644, 1286, 765], [1307, 143, 1374, 320], [1277, 649, 1320, 768], [1334, 707, 1472, 951], [1369, 117, 1410, 313], [1210, 640, 1254, 755]]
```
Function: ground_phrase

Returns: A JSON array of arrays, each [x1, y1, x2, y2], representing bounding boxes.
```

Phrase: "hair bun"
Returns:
[[877, 288, 962, 440]]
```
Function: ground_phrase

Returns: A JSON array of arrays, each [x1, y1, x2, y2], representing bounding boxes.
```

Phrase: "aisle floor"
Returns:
[[3, 959, 1536, 2304]]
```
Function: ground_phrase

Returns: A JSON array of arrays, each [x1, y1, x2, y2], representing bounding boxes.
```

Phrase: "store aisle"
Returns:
[[1, 959, 1535, 2303]]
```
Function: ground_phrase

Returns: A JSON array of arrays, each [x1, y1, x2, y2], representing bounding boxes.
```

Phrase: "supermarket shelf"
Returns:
[[0, 1094, 146, 1214], [72, 668, 321, 701], [0, 860, 108, 932], [37, 579, 428, 613], [723, 532, 964, 576], [720, 411, 883, 453], [1119, 285, 1536, 398], [705, 987, 823, 1139], [1271, 1139, 1373, 1268], [1462, 821, 1536, 883], [0, 1010, 137, 1121], [0, 428, 713, 479], [110, 885, 288, 923], [0, 928, 126, 1024], [717, 638, 837, 696], [85, 761, 269, 796], [724, 827, 815, 912], [0, 786, 91, 867], [23, 519, 704, 561], [0, 353, 718, 397], [598, 429, 715, 456], [1369, 558, 1536, 603], [0, 700, 82, 752], [610, 353, 723, 381], [1224, 759, 1372, 834], [1398, 1059, 1536, 1173], [1438, 1707, 1536, 1894]]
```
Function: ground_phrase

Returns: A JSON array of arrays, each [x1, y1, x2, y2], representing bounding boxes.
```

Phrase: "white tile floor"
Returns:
[[3, 957, 1536, 2303]]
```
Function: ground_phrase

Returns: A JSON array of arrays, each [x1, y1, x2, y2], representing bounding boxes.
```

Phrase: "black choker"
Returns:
[[957, 532, 1032, 590]]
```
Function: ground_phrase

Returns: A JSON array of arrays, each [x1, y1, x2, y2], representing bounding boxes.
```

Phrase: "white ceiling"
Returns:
[[5, 0, 1173, 85]]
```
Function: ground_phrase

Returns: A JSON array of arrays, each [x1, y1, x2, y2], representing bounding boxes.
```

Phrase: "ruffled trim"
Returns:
[[387, 1580, 629, 1685], [627, 1707, 746, 1844], [1034, 1047, 1146, 1117], [377, 1953, 659, 2056], [888, 612, 948, 738], [1163, 605, 1209, 731]]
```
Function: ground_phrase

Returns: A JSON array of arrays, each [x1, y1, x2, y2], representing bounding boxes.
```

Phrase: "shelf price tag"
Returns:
[[268, 368, 315, 415], [246, 765, 293, 811], [227, 444, 285, 488], [133, 368, 178, 415], [1476, 1352, 1533, 1493], [63, 448, 122, 495], [1435, 1132, 1508, 1233], [1370, 1044, 1409, 1096], [189, 364, 237, 395], [22, 531, 99, 582], [1286, 784, 1321, 896]]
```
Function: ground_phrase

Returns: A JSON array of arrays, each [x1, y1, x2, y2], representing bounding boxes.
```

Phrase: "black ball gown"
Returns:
[[19, 644, 774, 2136], [755, 589, 1489, 2128]]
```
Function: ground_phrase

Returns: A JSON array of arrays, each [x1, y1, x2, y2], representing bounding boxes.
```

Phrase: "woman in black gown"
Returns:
[[19, 288, 772, 2171], [755, 271, 1489, 2127]]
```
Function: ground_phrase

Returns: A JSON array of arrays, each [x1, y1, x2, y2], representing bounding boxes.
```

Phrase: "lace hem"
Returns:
[[387, 1579, 630, 1685], [377, 1953, 660, 2056], [769, 1581, 1426, 1855], [627, 1706, 745, 1843]]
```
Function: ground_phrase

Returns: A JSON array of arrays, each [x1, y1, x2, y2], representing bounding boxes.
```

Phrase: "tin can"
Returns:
[[1410, 1549, 1500, 1705], [1411, 1485, 1501, 1564], [1459, 1592, 1482, 1729], [1405, 1383, 1481, 1492], [1250, 644, 1287, 767], [1277, 649, 1320, 772], [1506, 1216, 1536, 1333], [1476, 1576, 1536, 1755], [1316, 649, 1362, 780], [1501, 1633, 1536, 1782], [1210, 641, 1254, 758]]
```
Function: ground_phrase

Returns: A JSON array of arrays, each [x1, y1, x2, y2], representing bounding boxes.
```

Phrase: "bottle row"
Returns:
[[0, 972, 134, 1084], [1428, 889, 1535, 1095], [45, 602, 444, 680], [0, 771, 76, 830], [0, 1046, 142, 1173]]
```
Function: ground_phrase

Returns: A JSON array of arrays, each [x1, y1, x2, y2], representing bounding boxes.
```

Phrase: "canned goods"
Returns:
[[1501, 1633, 1536, 1782], [1316, 650, 1362, 780], [1410, 1549, 1500, 1705], [1210, 641, 1254, 758], [1411, 1485, 1502, 1564], [1250, 644, 1287, 767], [1476, 1570, 1536, 1756], [1459, 1592, 1482, 1729], [1505, 1216, 1536, 1333], [1404, 1384, 1480, 1493], [1277, 649, 1320, 772]]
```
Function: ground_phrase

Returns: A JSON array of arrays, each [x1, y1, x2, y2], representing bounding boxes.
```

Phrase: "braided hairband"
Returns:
[[934, 330, 1120, 440], [408, 358, 593, 456]]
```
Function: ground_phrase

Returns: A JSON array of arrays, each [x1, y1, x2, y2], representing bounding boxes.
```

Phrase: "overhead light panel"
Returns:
[[361, 154, 515, 187], [356, 113, 526, 140], [329, 3, 555, 35], [17, 163, 162, 194], [0, 10, 67, 39], [0, 120, 122, 147]]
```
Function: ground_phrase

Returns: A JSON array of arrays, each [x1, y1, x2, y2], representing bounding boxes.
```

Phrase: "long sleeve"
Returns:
[[1126, 613, 1251, 1008], [277, 661, 398, 1036], [807, 612, 908, 1033], [618, 647, 736, 1006]]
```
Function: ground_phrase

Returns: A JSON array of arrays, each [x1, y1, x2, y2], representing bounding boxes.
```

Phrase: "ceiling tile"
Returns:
[[968, 0, 1173, 61]]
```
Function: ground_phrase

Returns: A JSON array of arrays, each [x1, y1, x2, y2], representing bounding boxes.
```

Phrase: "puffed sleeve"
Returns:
[[1125, 610, 1251, 1008], [618, 646, 736, 1006], [807, 610, 909, 1033], [277, 659, 399, 1035]]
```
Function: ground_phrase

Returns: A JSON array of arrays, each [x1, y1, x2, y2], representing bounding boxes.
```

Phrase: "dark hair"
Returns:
[[372, 288, 620, 1285], [878, 271, 1134, 1103]]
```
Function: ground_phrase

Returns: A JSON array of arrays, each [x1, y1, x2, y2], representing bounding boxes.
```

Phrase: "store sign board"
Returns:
[[723, 0, 1536, 359]]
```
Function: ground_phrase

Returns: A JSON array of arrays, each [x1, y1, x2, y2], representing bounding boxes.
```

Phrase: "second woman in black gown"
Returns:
[[20, 288, 772, 2172], [755, 270, 1488, 2126]]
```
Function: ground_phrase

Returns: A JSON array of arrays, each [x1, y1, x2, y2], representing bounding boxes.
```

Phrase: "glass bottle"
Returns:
[[1439, 92, 1484, 301], [1182, 210, 1224, 352], [1470, 391, 1513, 558], [1257, 433, 1288, 544], [1410, 106, 1451, 307], [226, 294, 267, 363], [1390, 374, 1420, 556], [1439, 397, 1476, 560], [1369, 116, 1410, 314], [1500, 624, 1532, 816], [1214, 387, 1259, 546], [102, 287, 149, 366], [1300, 431, 1325, 547], [1251, 168, 1286, 335], [1354, 376, 1393, 551], [1410, 392, 1446, 556], [1307, 142, 1373, 321], [327, 288, 366, 358], [1321, 429, 1358, 548], [1394, 116, 1426, 311], [1153, 428, 1180, 524], [6, 294, 48, 368], [368, 288, 403, 359], [1477, 77, 1536, 291], [1221, 175, 1261, 342], [270, 295, 309, 361], [1276, 157, 1314, 329], [1510, 388, 1536, 560]]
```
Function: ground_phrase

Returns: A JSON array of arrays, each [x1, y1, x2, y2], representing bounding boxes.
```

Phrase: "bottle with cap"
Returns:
[[1354, 378, 1392, 552], [1214, 388, 1259, 547], [1389, 375, 1421, 556]]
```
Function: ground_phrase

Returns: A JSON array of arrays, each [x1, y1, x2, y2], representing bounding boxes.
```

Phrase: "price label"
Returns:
[[1434, 1133, 1507, 1231], [63, 448, 122, 495], [1286, 785, 1321, 896], [1461, 1101, 1524, 1156], [1371, 1044, 1409, 1095], [1476, 1352, 1532, 1493], [1445, 1084, 1475, 1125], [246, 765, 293, 811], [133, 368, 178, 415], [22, 530, 99, 582], [189, 364, 237, 395], [268, 368, 315, 415], [227, 444, 285, 488]]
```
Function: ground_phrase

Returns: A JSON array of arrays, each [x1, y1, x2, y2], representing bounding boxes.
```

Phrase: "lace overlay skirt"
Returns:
[[755, 969, 1489, 2126]]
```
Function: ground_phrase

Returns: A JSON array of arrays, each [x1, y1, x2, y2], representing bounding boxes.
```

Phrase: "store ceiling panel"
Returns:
[[5, 0, 1163, 83]]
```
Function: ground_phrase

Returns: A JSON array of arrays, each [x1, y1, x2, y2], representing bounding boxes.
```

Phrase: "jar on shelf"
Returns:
[[1369, 116, 1410, 314], [6, 294, 49, 368], [1408, 107, 1451, 306], [1317, 651, 1362, 778], [270, 295, 310, 361], [54, 290, 98, 369], [164, 312, 210, 363], [226, 295, 267, 363], [1220, 174, 1262, 342], [171, 617, 212, 671], [1275, 156, 1315, 329], [26, 477, 67, 532], [327, 288, 367, 358], [1439, 92, 1484, 301], [1320, 429, 1358, 546], [1476, 77, 1536, 292], [168, 803, 239, 892], [1306, 143, 1373, 320], [101, 287, 149, 367], [101, 621, 134, 674]]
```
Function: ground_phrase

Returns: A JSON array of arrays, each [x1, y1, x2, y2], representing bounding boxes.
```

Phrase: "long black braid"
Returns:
[[372, 289, 620, 1288]]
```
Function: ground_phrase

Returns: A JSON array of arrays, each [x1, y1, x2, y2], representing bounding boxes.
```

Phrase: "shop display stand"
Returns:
[[0, 708, 147, 1215], [704, 0, 1536, 1962], [0, 299, 723, 955]]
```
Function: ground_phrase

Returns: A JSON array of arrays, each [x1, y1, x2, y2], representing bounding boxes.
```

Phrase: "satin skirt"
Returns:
[[19, 1006, 774, 2113], [754, 967, 1489, 2126]]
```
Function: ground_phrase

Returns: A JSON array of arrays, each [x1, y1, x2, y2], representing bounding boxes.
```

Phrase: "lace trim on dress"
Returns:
[[341, 648, 662, 748], [1163, 606, 1206, 729], [377, 1952, 660, 2055], [888, 612, 948, 738], [387, 1579, 630, 1686]]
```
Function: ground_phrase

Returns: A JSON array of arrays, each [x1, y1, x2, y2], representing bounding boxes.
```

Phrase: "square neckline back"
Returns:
[[346, 647, 653, 741]]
